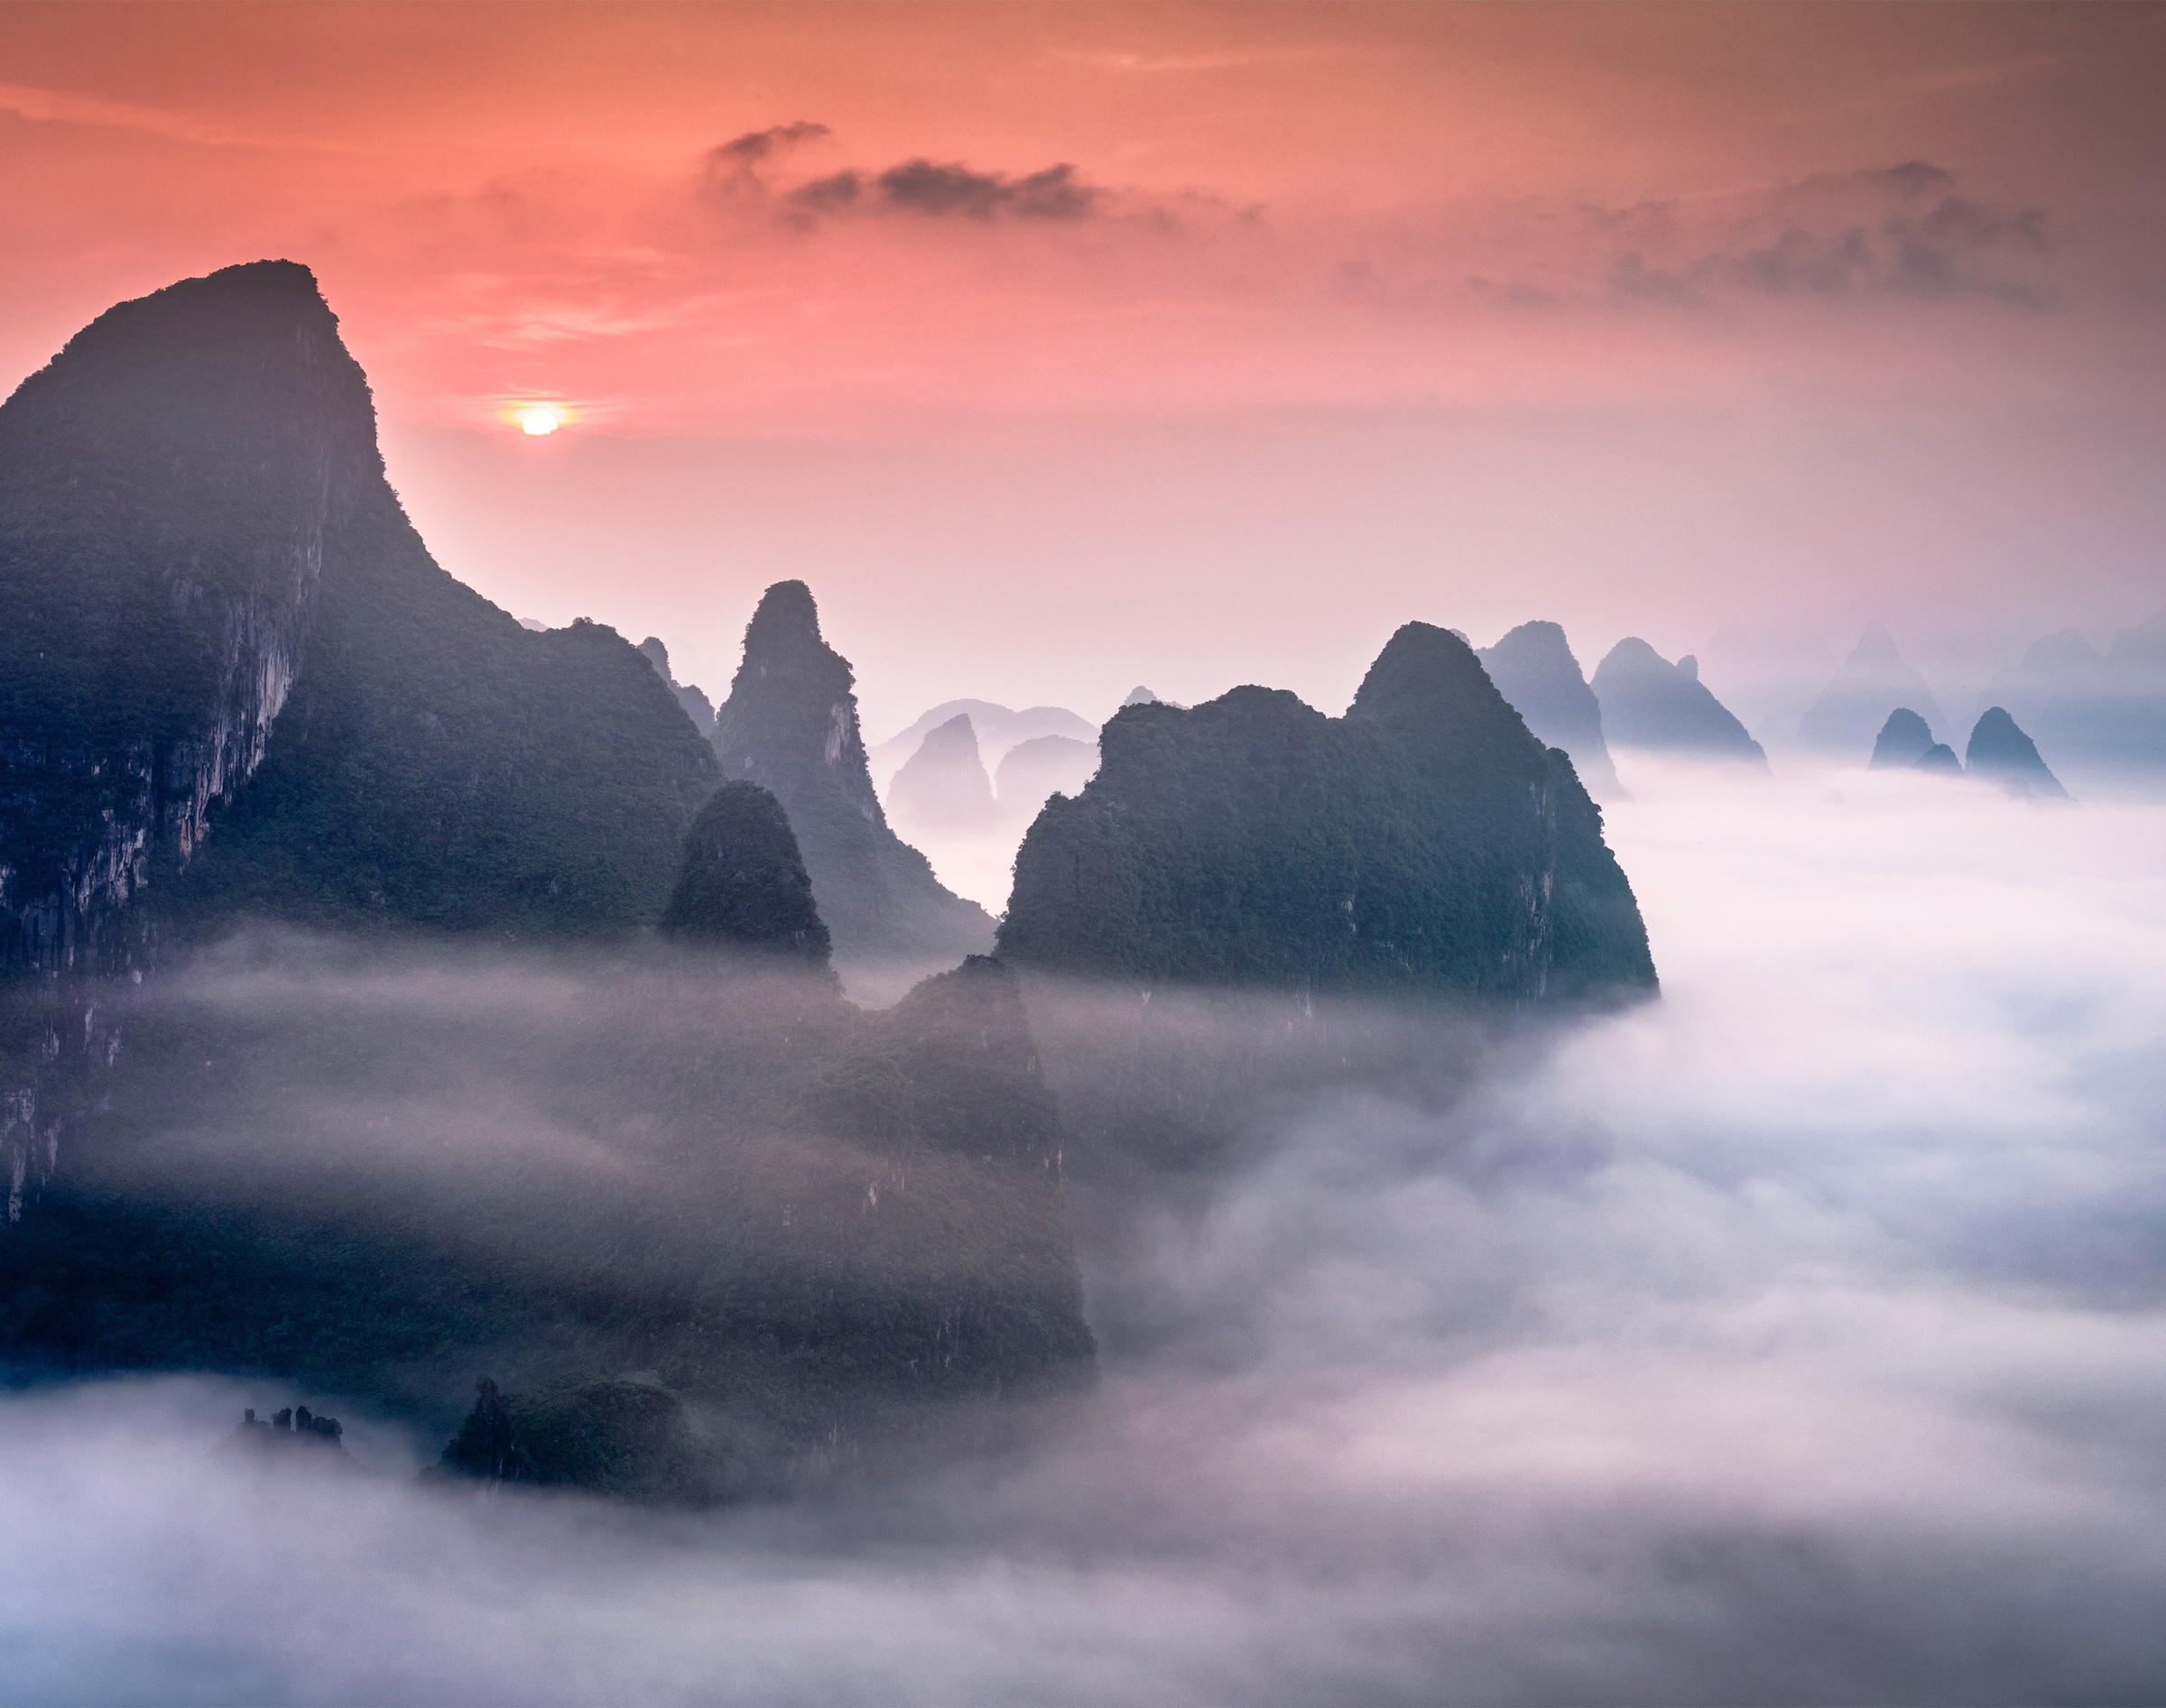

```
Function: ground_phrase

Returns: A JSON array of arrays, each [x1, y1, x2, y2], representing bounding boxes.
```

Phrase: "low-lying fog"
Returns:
[[6, 762, 2164, 1704]]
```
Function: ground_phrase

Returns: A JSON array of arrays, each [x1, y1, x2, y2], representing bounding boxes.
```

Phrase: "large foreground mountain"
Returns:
[[999, 623, 1655, 1004], [0, 261, 717, 973], [709, 583, 995, 965]]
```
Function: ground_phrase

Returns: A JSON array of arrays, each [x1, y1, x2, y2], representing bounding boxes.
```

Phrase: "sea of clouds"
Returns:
[[4, 760, 2162, 1705]]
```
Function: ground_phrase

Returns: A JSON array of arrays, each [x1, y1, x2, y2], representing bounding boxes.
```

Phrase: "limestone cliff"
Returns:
[[0, 261, 367, 972]]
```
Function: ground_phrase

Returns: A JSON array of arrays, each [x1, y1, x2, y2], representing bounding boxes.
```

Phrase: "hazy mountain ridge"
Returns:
[[1476, 621, 1624, 799], [1981, 607, 2166, 776], [1591, 638, 1768, 767]]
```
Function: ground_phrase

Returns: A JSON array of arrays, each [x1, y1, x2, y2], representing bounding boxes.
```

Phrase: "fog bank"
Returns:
[[5, 762, 2164, 1704]]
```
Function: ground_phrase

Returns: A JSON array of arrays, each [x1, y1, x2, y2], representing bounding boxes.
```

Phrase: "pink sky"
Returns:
[[3, 2, 2162, 730]]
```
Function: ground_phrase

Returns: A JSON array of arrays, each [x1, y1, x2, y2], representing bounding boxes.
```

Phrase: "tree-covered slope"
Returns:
[[660, 780, 832, 964], [998, 623, 1655, 1005]]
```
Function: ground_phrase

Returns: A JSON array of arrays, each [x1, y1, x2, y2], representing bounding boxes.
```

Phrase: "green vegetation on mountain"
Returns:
[[999, 623, 1655, 1004], [661, 780, 832, 965]]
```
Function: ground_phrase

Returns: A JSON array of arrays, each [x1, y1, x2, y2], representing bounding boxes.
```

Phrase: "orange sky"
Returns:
[[4, 3, 2164, 727]]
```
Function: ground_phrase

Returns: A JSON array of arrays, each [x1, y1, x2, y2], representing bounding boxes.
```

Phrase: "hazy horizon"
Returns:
[[5, 2, 2163, 731]]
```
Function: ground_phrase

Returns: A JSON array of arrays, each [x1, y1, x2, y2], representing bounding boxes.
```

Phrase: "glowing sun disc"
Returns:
[[518, 405, 562, 436]]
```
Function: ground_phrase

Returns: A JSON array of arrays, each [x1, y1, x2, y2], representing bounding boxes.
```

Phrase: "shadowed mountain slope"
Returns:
[[999, 623, 1654, 1005], [1477, 621, 1624, 799], [708, 582, 994, 965], [0, 260, 717, 971], [638, 638, 717, 740]]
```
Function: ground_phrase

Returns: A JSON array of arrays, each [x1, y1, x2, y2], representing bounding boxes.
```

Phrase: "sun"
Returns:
[[517, 405, 563, 436]]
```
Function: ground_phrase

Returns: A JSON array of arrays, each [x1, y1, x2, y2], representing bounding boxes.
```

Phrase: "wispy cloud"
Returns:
[[0, 80, 345, 153]]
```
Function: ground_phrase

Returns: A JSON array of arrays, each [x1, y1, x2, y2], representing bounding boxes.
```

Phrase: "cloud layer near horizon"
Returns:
[[4, 765, 2163, 1703]]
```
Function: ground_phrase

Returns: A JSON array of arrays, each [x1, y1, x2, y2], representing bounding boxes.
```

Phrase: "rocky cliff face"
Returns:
[[1591, 639, 1768, 767], [1476, 621, 1624, 799], [0, 261, 718, 967], [709, 582, 994, 964], [0, 261, 373, 973], [999, 623, 1656, 1005]]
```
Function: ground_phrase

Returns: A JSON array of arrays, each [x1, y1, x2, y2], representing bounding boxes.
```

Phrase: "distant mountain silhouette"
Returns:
[[1477, 622, 1624, 799], [1915, 743, 1964, 775], [868, 700, 1094, 787], [1590, 640, 1768, 766], [1870, 708, 1936, 769], [638, 638, 717, 740], [1122, 687, 1159, 706], [1965, 706, 2070, 799], [708, 582, 994, 963], [0, 260, 717, 973], [886, 713, 1000, 839], [994, 734, 1098, 819], [660, 780, 832, 965], [1799, 624, 1944, 755], [1001, 623, 1655, 1003], [1981, 610, 2166, 774]]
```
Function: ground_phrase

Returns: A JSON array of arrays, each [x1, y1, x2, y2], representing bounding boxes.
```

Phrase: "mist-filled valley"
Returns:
[[8, 15, 2166, 1696], [5, 762, 2162, 1704]]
